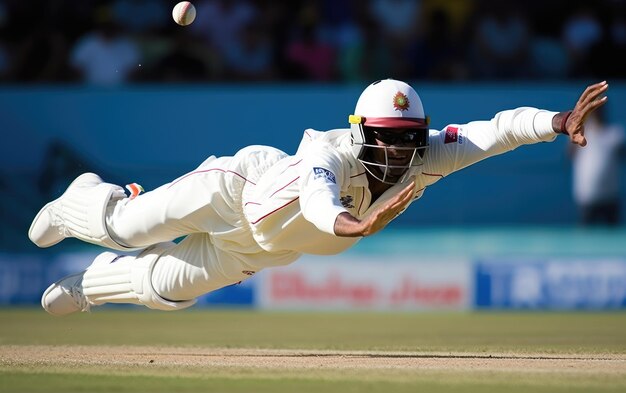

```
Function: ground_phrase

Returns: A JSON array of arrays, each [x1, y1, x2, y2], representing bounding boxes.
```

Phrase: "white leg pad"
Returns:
[[82, 243, 196, 311], [29, 172, 133, 250], [62, 181, 129, 250]]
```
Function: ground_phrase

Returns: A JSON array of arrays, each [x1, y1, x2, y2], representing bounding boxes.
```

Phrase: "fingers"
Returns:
[[578, 81, 609, 110], [389, 179, 416, 210], [572, 134, 587, 147], [569, 81, 609, 148], [580, 81, 608, 101], [376, 180, 415, 217], [590, 95, 608, 111], [364, 180, 416, 235]]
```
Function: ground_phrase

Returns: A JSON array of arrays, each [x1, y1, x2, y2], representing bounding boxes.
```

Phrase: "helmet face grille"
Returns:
[[358, 143, 428, 185]]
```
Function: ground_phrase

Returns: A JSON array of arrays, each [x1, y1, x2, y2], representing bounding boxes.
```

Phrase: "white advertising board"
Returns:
[[256, 255, 472, 311]]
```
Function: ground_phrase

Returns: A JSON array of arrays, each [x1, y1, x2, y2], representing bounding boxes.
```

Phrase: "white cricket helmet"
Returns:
[[349, 79, 430, 184]]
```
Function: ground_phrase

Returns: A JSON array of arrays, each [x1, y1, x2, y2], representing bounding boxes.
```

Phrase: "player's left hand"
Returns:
[[562, 81, 609, 147]]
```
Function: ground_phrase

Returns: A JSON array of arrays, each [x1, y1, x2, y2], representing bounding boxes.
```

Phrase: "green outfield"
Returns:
[[1, 308, 625, 392]]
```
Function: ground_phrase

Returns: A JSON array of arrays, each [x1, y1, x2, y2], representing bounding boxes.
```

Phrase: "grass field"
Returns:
[[1, 308, 625, 392]]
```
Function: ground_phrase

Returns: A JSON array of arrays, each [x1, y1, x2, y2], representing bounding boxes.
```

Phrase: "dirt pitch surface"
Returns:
[[2, 345, 625, 373]]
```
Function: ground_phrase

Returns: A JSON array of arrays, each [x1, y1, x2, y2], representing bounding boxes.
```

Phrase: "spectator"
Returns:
[[528, 37, 570, 79], [7, 26, 74, 83], [369, 0, 422, 41], [111, 0, 171, 75], [588, 3, 626, 79], [285, 3, 337, 81], [150, 31, 219, 82], [0, 43, 7, 81], [223, 20, 275, 81], [70, 6, 141, 86], [112, 0, 168, 34], [409, 7, 470, 80], [0, 1, 8, 81], [470, 0, 531, 79], [253, 1, 293, 79], [2, 0, 76, 83], [190, 0, 257, 62], [315, 0, 362, 81], [362, 15, 400, 82], [368, 0, 422, 79], [561, 3, 603, 78], [570, 105, 625, 226], [421, 0, 474, 37], [524, 0, 570, 79]]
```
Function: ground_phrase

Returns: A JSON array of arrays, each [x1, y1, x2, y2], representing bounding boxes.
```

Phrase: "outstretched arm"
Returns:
[[553, 81, 609, 147], [333, 179, 416, 237], [426, 81, 611, 178]]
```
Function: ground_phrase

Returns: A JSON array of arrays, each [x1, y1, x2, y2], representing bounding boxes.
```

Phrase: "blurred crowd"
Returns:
[[0, 0, 624, 85]]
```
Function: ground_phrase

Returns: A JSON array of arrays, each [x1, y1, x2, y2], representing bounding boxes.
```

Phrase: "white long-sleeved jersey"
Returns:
[[242, 107, 559, 256]]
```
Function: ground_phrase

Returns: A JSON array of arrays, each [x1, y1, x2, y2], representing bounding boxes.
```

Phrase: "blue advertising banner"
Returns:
[[475, 259, 626, 309], [0, 253, 103, 305], [197, 280, 255, 307]]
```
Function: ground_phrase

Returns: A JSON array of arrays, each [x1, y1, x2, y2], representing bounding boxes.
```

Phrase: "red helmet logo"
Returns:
[[393, 92, 410, 111]]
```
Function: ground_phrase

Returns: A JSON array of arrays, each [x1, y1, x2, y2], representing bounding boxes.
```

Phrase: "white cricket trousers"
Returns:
[[104, 145, 299, 301]]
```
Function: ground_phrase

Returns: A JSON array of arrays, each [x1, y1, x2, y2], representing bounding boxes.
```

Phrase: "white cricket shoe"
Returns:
[[41, 272, 90, 316], [28, 173, 104, 248]]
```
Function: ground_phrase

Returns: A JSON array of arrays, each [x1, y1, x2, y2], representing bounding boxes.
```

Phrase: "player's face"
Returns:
[[370, 128, 420, 179]]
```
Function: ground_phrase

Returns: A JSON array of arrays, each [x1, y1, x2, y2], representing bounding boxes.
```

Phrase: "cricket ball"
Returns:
[[172, 1, 196, 26]]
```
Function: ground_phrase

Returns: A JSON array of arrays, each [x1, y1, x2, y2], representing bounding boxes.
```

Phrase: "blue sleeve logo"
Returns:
[[313, 167, 336, 184]]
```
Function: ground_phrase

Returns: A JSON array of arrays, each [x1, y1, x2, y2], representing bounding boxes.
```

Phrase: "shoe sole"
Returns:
[[28, 173, 102, 248]]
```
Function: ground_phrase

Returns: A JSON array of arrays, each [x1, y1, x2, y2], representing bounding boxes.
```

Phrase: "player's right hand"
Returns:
[[357, 178, 416, 236], [333, 178, 416, 237]]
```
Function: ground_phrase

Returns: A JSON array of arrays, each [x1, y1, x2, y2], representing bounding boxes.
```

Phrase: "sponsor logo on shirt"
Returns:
[[444, 126, 458, 144], [340, 195, 355, 208], [313, 167, 336, 184]]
